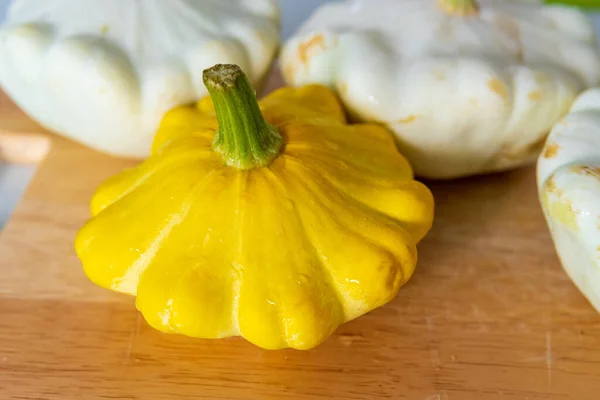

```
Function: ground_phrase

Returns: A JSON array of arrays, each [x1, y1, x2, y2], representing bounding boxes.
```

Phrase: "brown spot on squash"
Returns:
[[569, 166, 600, 179], [488, 78, 509, 100], [397, 115, 417, 124], [298, 34, 331, 64], [546, 176, 564, 198], [528, 90, 543, 102], [569, 202, 579, 215], [543, 143, 560, 159]]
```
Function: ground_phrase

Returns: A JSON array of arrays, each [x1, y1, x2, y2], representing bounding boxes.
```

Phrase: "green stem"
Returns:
[[437, 0, 479, 16], [203, 64, 283, 170]]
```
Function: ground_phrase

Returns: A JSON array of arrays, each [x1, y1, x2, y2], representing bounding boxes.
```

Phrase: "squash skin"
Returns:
[[280, 0, 600, 179], [75, 83, 434, 350], [537, 88, 600, 314], [0, 0, 281, 158]]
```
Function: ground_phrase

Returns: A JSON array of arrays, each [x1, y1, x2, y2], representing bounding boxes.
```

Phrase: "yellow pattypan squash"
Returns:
[[75, 64, 434, 350]]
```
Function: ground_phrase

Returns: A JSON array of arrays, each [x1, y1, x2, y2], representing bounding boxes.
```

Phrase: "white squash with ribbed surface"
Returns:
[[538, 88, 600, 313], [0, 0, 280, 158], [281, 0, 600, 179]]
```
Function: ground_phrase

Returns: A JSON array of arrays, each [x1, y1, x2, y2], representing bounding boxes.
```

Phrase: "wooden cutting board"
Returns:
[[1, 74, 600, 400]]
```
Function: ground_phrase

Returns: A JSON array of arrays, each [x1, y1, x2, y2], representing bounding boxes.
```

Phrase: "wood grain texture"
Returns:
[[1, 87, 600, 400]]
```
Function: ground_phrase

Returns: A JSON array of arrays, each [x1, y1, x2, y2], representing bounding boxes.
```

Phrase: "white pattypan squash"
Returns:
[[0, 0, 280, 158], [280, 0, 600, 179], [538, 88, 600, 313]]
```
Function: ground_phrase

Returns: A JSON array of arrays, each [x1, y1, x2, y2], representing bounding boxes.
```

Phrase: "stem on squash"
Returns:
[[203, 64, 282, 170], [437, 0, 479, 16]]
